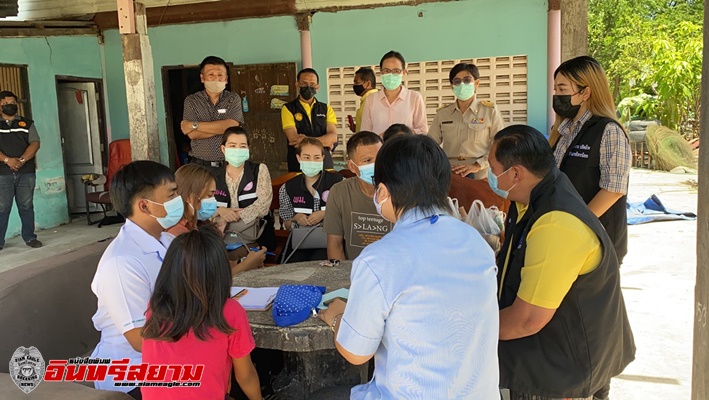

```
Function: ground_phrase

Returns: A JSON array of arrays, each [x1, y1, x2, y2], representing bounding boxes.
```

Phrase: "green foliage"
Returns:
[[617, 94, 660, 123], [589, 0, 703, 137]]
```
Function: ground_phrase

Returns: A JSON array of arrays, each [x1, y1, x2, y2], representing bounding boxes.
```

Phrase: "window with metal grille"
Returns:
[[0, 64, 32, 119], [327, 55, 528, 160]]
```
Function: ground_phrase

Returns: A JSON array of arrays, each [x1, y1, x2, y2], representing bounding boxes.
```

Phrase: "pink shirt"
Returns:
[[360, 86, 428, 135], [142, 299, 256, 400]]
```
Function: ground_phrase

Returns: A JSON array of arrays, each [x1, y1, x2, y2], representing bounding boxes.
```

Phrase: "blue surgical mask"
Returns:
[[453, 82, 475, 101], [372, 186, 390, 221], [146, 195, 184, 229], [225, 148, 250, 167], [487, 168, 516, 199], [197, 197, 218, 221], [300, 161, 323, 178], [355, 162, 375, 185]]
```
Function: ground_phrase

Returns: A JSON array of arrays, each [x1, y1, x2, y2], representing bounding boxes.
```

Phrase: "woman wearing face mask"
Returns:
[[317, 134, 500, 399], [360, 50, 428, 135], [549, 56, 630, 264], [278, 138, 344, 263], [168, 163, 267, 274], [214, 127, 276, 261], [428, 63, 505, 180]]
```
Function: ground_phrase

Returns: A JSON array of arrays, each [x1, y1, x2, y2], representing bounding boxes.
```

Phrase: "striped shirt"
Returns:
[[553, 110, 631, 194], [183, 90, 244, 161]]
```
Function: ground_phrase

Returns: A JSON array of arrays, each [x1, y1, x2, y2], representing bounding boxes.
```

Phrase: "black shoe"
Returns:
[[26, 239, 42, 248]]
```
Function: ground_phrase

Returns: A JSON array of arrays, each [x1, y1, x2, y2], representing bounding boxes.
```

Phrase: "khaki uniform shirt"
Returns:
[[428, 98, 505, 179]]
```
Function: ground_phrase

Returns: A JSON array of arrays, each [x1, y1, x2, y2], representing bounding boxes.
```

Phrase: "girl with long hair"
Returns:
[[141, 226, 261, 400]]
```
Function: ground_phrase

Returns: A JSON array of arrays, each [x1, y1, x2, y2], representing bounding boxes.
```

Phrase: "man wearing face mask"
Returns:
[[181, 56, 244, 175], [353, 67, 378, 132], [489, 125, 635, 400], [428, 63, 505, 180], [281, 68, 338, 172], [323, 131, 393, 260], [0, 90, 41, 251], [90, 160, 183, 399]]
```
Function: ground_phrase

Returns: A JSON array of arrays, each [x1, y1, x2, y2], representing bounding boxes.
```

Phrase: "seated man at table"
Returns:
[[324, 131, 393, 260]]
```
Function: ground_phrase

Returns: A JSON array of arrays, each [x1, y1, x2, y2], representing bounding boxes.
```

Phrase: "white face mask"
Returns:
[[204, 81, 226, 94]]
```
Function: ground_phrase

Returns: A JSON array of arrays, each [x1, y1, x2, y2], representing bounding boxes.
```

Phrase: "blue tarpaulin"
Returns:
[[627, 194, 697, 225]]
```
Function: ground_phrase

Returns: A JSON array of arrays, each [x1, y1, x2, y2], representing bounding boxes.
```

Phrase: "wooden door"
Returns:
[[230, 63, 297, 175]]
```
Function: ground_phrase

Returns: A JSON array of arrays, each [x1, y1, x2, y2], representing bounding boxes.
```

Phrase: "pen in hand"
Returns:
[[250, 247, 276, 256]]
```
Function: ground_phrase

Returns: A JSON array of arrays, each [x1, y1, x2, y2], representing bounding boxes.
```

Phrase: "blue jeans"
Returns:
[[0, 173, 37, 246]]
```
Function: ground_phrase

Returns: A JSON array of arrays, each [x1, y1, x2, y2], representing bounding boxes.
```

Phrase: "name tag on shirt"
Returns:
[[218, 109, 227, 114]]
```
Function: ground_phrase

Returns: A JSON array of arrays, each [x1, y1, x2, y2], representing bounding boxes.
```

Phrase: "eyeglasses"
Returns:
[[452, 77, 475, 86], [381, 69, 403, 75], [298, 83, 317, 88]]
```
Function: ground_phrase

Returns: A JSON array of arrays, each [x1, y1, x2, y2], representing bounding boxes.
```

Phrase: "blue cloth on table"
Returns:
[[627, 194, 697, 225]]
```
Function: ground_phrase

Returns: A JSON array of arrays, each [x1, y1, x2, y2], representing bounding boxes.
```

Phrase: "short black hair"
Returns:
[[222, 126, 249, 146], [449, 63, 480, 83], [200, 56, 228, 73], [0, 91, 17, 101], [110, 160, 175, 218], [297, 68, 319, 83], [373, 134, 452, 217], [346, 131, 382, 159], [379, 51, 406, 69], [355, 67, 376, 87], [493, 125, 554, 178], [382, 124, 413, 142]]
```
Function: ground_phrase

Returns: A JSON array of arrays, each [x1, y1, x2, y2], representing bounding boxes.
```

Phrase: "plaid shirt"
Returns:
[[183, 90, 244, 161], [553, 110, 631, 194]]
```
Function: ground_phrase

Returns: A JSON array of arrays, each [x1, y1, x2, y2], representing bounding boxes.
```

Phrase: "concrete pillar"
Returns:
[[561, 0, 588, 62], [118, 0, 160, 162], [297, 13, 313, 70], [691, 3, 709, 398], [547, 0, 561, 131]]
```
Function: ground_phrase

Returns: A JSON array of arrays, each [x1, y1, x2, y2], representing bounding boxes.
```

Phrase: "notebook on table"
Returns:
[[231, 287, 279, 311]]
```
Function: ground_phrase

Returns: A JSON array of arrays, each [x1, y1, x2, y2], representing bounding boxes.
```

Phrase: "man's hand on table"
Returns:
[[318, 299, 347, 327]]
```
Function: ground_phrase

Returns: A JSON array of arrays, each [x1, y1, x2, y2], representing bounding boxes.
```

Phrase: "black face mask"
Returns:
[[299, 86, 316, 100], [2, 104, 18, 116], [552, 94, 582, 119], [353, 84, 366, 96]]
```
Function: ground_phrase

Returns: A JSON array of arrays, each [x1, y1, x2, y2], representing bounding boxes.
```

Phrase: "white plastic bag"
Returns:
[[464, 200, 505, 236], [447, 197, 461, 220]]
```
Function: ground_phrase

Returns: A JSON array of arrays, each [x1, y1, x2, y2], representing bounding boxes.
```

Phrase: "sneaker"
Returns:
[[26, 239, 43, 248]]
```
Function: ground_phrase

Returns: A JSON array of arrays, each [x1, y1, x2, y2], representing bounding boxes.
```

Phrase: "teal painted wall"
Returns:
[[310, 0, 549, 131], [0, 36, 103, 241], [102, 0, 548, 162], [103, 16, 302, 163]]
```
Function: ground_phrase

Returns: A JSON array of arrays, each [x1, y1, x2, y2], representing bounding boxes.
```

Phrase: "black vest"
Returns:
[[556, 116, 628, 263], [215, 161, 260, 208], [283, 171, 343, 215], [0, 116, 36, 175], [496, 167, 635, 398], [284, 99, 334, 172]]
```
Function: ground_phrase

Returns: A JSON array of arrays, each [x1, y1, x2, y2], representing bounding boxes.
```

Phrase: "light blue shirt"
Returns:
[[90, 220, 174, 393], [337, 208, 500, 399]]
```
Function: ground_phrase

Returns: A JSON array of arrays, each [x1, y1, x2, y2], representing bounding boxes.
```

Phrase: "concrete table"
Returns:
[[232, 261, 365, 399]]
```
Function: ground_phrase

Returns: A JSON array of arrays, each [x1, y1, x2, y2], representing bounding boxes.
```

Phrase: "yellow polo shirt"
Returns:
[[503, 204, 602, 309], [355, 89, 378, 132], [281, 98, 338, 130]]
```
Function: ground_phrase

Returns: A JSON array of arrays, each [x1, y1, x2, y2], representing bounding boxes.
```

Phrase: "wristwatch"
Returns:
[[2, 157, 8, 164], [191, 122, 198, 130], [19, 157, 25, 163]]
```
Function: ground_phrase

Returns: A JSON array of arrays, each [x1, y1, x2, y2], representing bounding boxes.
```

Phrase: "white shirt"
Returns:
[[337, 208, 500, 399], [90, 220, 174, 392]]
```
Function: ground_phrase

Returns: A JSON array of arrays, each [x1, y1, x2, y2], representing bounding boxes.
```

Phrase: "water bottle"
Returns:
[[242, 96, 249, 113]]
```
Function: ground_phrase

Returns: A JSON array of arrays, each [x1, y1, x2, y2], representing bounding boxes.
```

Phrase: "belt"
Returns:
[[192, 158, 224, 168]]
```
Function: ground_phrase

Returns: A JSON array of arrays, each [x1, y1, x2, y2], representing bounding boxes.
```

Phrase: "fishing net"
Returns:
[[645, 124, 697, 171]]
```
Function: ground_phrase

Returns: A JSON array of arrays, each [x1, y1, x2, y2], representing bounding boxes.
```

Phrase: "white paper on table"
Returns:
[[318, 288, 350, 310], [231, 287, 279, 310]]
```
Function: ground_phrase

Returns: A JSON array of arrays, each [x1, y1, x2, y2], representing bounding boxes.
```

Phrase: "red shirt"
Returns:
[[141, 299, 256, 400]]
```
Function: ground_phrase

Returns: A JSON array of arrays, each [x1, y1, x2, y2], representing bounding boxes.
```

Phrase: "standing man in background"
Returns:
[[181, 56, 244, 175], [353, 67, 378, 132], [0, 90, 41, 251], [281, 68, 338, 172]]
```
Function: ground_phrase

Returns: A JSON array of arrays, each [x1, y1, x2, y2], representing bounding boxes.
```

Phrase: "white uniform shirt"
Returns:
[[90, 220, 174, 392]]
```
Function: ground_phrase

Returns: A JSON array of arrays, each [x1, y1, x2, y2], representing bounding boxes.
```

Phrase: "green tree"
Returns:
[[588, 0, 703, 136]]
